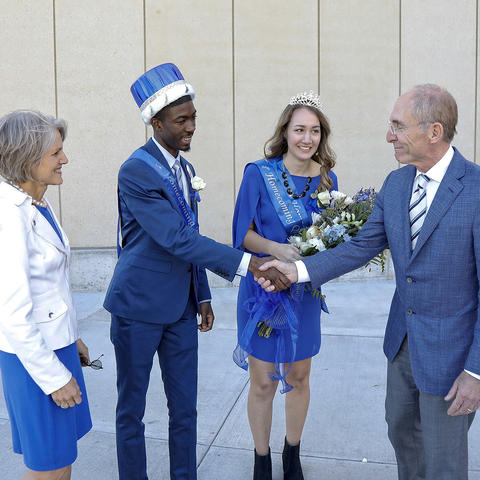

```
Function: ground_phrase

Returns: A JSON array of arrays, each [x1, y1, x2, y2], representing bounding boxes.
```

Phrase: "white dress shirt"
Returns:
[[151, 137, 250, 277]]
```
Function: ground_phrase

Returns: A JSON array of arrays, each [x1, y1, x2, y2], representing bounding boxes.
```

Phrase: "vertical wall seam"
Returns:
[[398, 0, 402, 96], [52, 0, 62, 221], [143, 0, 148, 143], [232, 0, 236, 206], [318, 0, 320, 96], [475, 0, 478, 164]]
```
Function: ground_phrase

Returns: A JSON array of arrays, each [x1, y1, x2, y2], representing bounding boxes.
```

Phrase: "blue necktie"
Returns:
[[173, 160, 184, 194], [409, 174, 430, 249]]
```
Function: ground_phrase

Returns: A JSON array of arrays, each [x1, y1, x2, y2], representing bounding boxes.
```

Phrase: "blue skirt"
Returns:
[[0, 342, 92, 471]]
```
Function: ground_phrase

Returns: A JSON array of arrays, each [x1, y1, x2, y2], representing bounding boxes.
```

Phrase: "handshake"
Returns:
[[247, 256, 299, 292]]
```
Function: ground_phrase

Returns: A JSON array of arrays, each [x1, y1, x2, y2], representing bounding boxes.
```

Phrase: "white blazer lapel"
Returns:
[[32, 204, 68, 255]]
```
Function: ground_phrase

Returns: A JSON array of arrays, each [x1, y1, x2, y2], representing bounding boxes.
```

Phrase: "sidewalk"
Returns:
[[1, 280, 480, 479]]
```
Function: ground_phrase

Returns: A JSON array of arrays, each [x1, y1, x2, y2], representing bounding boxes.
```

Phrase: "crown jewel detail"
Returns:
[[289, 90, 321, 110]]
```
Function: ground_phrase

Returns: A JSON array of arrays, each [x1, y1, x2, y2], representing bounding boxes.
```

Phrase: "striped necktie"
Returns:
[[173, 160, 184, 194], [409, 173, 430, 249]]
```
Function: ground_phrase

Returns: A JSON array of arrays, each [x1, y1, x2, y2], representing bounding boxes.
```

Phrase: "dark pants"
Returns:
[[110, 294, 198, 480], [385, 338, 475, 480]]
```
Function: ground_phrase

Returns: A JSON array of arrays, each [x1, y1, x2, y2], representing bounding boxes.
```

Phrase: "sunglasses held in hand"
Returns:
[[81, 354, 104, 370]]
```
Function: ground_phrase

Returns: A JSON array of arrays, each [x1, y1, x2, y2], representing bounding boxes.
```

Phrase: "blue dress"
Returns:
[[0, 205, 92, 471], [233, 162, 338, 366]]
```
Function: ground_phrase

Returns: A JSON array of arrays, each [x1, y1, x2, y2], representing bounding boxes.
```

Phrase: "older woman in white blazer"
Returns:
[[0, 110, 92, 480]]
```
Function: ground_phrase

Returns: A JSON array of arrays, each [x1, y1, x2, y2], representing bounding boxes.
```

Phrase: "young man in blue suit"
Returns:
[[104, 63, 288, 480], [257, 84, 480, 480]]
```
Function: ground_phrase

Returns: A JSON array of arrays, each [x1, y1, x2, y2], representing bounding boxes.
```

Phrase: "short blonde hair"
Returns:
[[0, 110, 67, 183]]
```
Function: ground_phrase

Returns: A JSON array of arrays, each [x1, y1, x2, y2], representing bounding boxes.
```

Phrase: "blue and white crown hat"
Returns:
[[130, 63, 195, 125]]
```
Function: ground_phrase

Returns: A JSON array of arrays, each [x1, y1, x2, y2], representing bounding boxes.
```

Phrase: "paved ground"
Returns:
[[1, 280, 480, 479]]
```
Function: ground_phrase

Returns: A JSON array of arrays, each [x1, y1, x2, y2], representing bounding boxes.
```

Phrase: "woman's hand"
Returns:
[[77, 338, 90, 367], [51, 376, 82, 408], [270, 242, 302, 262]]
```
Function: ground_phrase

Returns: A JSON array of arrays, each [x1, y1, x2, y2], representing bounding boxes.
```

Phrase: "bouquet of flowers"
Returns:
[[288, 188, 387, 270]]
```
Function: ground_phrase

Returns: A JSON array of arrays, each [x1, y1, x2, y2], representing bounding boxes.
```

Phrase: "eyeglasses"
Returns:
[[388, 121, 430, 136], [86, 354, 104, 370]]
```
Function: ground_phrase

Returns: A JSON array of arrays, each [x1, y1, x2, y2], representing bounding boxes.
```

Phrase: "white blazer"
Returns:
[[0, 181, 78, 394]]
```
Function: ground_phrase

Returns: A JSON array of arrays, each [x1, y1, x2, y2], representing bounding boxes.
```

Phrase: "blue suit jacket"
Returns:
[[104, 139, 243, 323], [304, 148, 480, 395]]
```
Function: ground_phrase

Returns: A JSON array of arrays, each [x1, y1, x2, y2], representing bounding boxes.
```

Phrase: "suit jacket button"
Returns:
[[407, 277, 413, 283], [407, 309, 413, 315]]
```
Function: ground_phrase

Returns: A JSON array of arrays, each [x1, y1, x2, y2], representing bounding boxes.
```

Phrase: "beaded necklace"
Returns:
[[281, 164, 312, 199], [7, 181, 47, 207]]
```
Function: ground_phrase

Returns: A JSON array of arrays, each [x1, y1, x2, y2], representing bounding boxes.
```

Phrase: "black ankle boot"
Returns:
[[253, 448, 272, 480], [282, 437, 304, 480]]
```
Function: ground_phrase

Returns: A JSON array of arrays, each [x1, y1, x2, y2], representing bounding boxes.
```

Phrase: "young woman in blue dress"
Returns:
[[0, 110, 92, 480], [232, 93, 337, 480]]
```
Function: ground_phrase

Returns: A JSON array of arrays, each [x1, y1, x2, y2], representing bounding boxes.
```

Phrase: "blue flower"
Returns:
[[324, 224, 347, 241], [352, 188, 376, 203]]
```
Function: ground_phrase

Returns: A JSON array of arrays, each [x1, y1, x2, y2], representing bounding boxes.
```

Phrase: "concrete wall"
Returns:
[[1, 1, 479, 282]]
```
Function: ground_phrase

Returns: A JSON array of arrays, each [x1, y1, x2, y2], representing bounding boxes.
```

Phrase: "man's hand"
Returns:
[[51, 376, 82, 409], [248, 256, 291, 292], [198, 302, 214, 332], [255, 259, 299, 292], [445, 370, 480, 415]]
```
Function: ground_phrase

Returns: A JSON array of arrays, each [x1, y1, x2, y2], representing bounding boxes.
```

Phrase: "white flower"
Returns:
[[191, 176, 206, 191], [344, 196, 354, 205], [330, 190, 347, 201], [299, 242, 311, 253], [317, 190, 331, 206], [288, 235, 303, 246], [307, 237, 325, 251], [311, 212, 322, 225], [306, 225, 321, 239]]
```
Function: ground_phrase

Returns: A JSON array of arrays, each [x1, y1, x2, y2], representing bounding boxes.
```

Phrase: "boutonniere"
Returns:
[[190, 176, 206, 202]]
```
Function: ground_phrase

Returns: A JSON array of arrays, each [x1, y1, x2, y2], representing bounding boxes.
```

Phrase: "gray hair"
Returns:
[[0, 110, 67, 183], [410, 84, 457, 142]]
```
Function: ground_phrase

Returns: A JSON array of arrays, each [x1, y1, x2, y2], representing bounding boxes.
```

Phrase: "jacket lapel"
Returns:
[[143, 139, 197, 213], [32, 204, 68, 255], [142, 138, 171, 171], [410, 151, 465, 262]]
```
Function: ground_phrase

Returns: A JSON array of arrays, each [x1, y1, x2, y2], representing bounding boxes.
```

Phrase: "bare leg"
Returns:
[[247, 356, 278, 455], [22, 465, 71, 480], [285, 358, 312, 445]]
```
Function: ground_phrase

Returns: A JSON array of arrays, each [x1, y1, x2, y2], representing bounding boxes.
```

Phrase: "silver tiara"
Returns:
[[289, 91, 321, 110]]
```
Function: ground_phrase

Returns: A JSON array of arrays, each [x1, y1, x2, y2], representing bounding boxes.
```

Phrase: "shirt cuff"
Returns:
[[236, 252, 251, 277], [198, 299, 211, 304], [464, 369, 480, 380], [294, 260, 310, 283]]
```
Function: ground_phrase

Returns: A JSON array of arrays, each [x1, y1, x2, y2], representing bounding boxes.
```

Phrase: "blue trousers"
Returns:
[[110, 294, 198, 480], [385, 337, 475, 480]]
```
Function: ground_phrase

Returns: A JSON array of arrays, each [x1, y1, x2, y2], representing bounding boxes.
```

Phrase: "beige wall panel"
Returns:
[[401, 0, 476, 161], [145, 1, 233, 243], [55, 0, 144, 247], [320, 0, 400, 195], [477, 5, 480, 165], [0, 1, 55, 114], [234, 1, 318, 192], [0, 1, 61, 214]]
